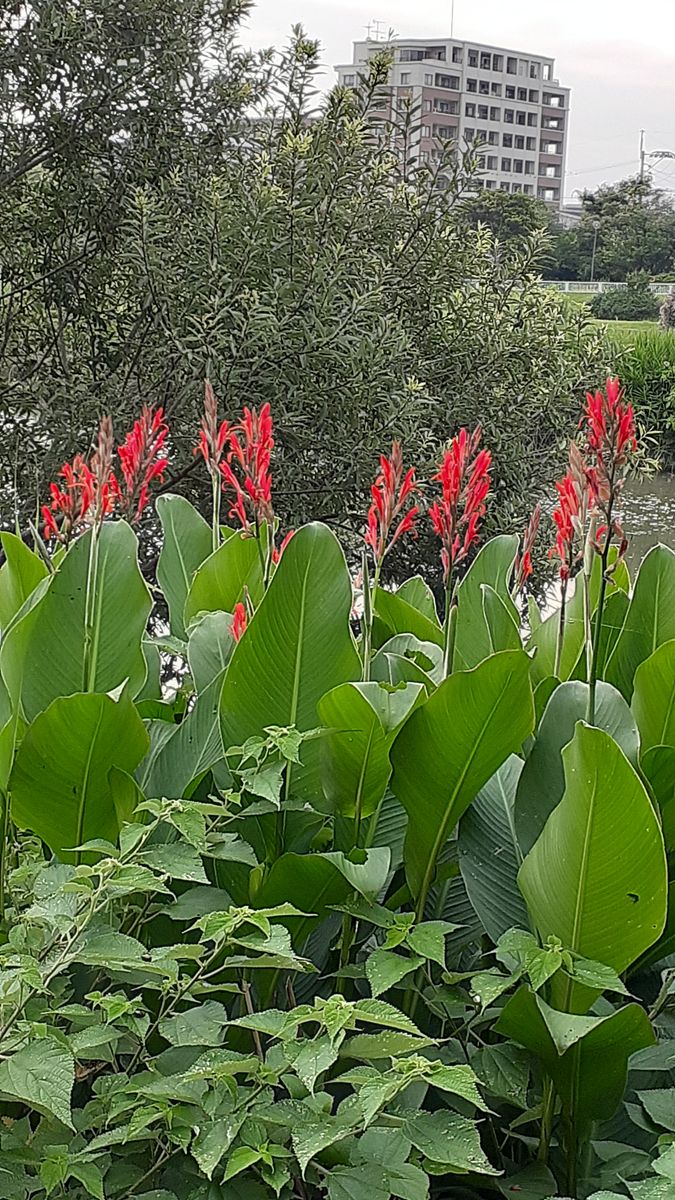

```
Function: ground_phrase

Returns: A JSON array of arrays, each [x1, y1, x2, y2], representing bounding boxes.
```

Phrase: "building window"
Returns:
[[464, 126, 475, 139], [468, 49, 479, 67], [433, 124, 454, 140], [507, 57, 517, 74], [515, 135, 524, 149], [485, 179, 496, 189], [479, 80, 490, 94], [519, 59, 528, 75], [400, 72, 410, 84], [491, 82, 502, 96], [525, 160, 535, 175], [539, 186, 559, 201], [452, 46, 463, 63], [500, 182, 510, 191], [543, 63, 552, 80], [543, 164, 561, 178], [493, 54, 504, 71], [544, 93, 564, 107], [424, 73, 434, 85], [477, 104, 488, 119], [514, 159, 524, 173], [343, 74, 355, 85], [501, 157, 512, 171], [502, 133, 513, 147], [512, 183, 522, 193], [434, 99, 459, 114], [423, 100, 432, 112], [480, 51, 492, 69], [465, 103, 476, 117], [542, 140, 560, 154], [516, 111, 526, 125], [466, 78, 477, 92], [504, 108, 514, 123], [543, 115, 563, 130], [517, 87, 527, 101], [527, 113, 538, 126], [422, 125, 431, 138], [477, 128, 487, 141], [530, 62, 540, 78], [489, 106, 501, 121], [524, 184, 534, 194], [488, 130, 498, 145], [529, 89, 539, 103], [505, 85, 515, 98], [526, 136, 537, 150], [487, 155, 498, 169], [435, 73, 460, 89]]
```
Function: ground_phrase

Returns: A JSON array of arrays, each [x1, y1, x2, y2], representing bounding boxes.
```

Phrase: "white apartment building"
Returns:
[[335, 36, 570, 209]]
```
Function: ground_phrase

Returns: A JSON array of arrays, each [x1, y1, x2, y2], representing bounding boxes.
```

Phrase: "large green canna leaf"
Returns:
[[156, 494, 212, 639], [458, 755, 530, 942], [184, 532, 264, 627], [373, 587, 443, 648], [452, 535, 520, 671], [1, 523, 151, 721], [396, 576, 439, 623], [527, 552, 629, 687], [11, 690, 149, 862], [0, 533, 48, 632], [188, 611, 235, 693], [518, 724, 667, 1013], [317, 682, 423, 822], [481, 584, 522, 654], [371, 634, 440, 691], [220, 524, 360, 801], [515, 681, 640, 856], [138, 671, 226, 800], [605, 545, 675, 700], [390, 649, 534, 914], [496, 987, 654, 1130], [632, 640, 675, 754]]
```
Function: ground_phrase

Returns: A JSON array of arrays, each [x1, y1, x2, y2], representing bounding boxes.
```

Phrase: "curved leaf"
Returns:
[[1, 523, 151, 721], [0, 533, 47, 632], [515, 681, 640, 856], [605, 545, 675, 700], [632, 639, 675, 754], [396, 576, 439, 622], [518, 724, 668, 1012], [373, 587, 443, 648], [481, 584, 522, 654], [156, 494, 212, 639], [458, 755, 530, 942], [11, 690, 149, 862], [188, 611, 235, 693], [184, 532, 263, 627], [220, 524, 360, 800], [452, 535, 519, 671], [138, 670, 226, 800], [390, 649, 534, 911]]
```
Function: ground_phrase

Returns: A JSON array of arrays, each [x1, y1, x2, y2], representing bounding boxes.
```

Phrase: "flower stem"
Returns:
[[361, 553, 380, 684], [83, 521, 102, 692], [554, 580, 567, 679], [441, 574, 457, 678], [586, 541, 610, 725], [211, 470, 221, 554], [538, 1076, 555, 1165]]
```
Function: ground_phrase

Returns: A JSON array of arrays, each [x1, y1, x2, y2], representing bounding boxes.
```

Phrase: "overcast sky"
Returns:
[[243, 0, 675, 200]]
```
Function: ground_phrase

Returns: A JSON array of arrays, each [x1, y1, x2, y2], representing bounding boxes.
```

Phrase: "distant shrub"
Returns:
[[659, 287, 675, 330], [591, 271, 660, 321]]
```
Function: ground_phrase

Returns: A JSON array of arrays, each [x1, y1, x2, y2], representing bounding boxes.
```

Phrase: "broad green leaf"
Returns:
[[373, 587, 443, 648], [318, 681, 422, 821], [606, 545, 675, 700], [0, 532, 47, 631], [515, 681, 640, 856], [518, 724, 667, 1013], [406, 920, 455, 967], [342, 1030, 433, 1059], [223, 1147, 263, 1182], [328, 1164, 390, 1200], [452, 535, 519, 671], [287, 1034, 339, 1093], [11, 690, 149, 862], [156, 495, 212, 639], [473, 1042, 530, 1107], [138, 670, 225, 800], [496, 987, 654, 1130], [187, 611, 235, 692], [253, 850, 389, 947], [192, 1117, 244, 1179], [365, 950, 423, 997], [0, 1039, 74, 1128], [140, 842, 208, 882], [404, 1110, 499, 1174], [221, 524, 360, 800], [371, 634, 440, 690], [1, 522, 151, 720], [497, 1164, 558, 1200], [397, 576, 439, 623], [159, 1001, 227, 1047], [638, 1089, 675, 1131], [390, 649, 534, 910], [458, 755, 530, 942], [481, 584, 522, 654], [632, 640, 675, 754], [184, 531, 263, 627]]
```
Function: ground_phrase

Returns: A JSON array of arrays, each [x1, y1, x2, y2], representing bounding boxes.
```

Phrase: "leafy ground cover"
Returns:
[[0, 382, 674, 1200]]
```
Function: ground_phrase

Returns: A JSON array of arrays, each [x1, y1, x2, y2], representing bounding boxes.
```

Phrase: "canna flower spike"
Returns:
[[581, 376, 636, 517], [219, 402, 275, 533], [514, 502, 541, 593], [117, 405, 169, 520], [364, 440, 419, 566], [197, 380, 230, 474], [231, 602, 248, 642], [429, 426, 492, 584]]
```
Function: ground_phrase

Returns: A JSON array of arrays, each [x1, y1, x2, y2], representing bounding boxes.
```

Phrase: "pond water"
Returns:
[[620, 473, 675, 574]]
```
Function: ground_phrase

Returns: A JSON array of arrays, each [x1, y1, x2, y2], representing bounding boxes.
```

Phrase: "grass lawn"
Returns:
[[557, 293, 659, 341]]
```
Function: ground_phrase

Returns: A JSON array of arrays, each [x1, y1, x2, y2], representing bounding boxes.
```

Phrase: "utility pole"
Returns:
[[450, 0, 456, 37], [639, 129, 646, 182]]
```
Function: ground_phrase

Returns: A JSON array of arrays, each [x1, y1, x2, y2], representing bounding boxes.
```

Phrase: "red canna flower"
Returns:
[[428, 427, 492, 583], [364, 441, 419, 565], [549, 470, 584, 583], [581, 376, 636, 503], [196, 380, 229, 474], [42, 454, 95, 542], [219, 403, 274, 532], [231, 601, 248, 642], [272, 529, 295, 565], [514, 502, 541, 593], [117, 406, 169, 521]]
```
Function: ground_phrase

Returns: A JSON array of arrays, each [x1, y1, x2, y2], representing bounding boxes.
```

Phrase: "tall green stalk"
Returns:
[[554, 581, 567, 678], [210, 470, 221, 554], [82, 522, 102, 692], [441, 573, 457, 679]]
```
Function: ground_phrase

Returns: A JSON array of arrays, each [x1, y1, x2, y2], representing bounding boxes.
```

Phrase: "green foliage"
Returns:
[[608, 328, 675, 462], [550, 177, 675, 282], [591, 273, 661, 322], [2, 430, 675, 1198]]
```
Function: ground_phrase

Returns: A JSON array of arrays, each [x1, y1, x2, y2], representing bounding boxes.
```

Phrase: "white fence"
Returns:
[[541, 280, 675, 295]]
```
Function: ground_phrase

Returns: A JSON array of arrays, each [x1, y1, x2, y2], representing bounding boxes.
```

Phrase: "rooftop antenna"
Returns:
[[451, 0, 456, 37], [366, 19, 388, 41]]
